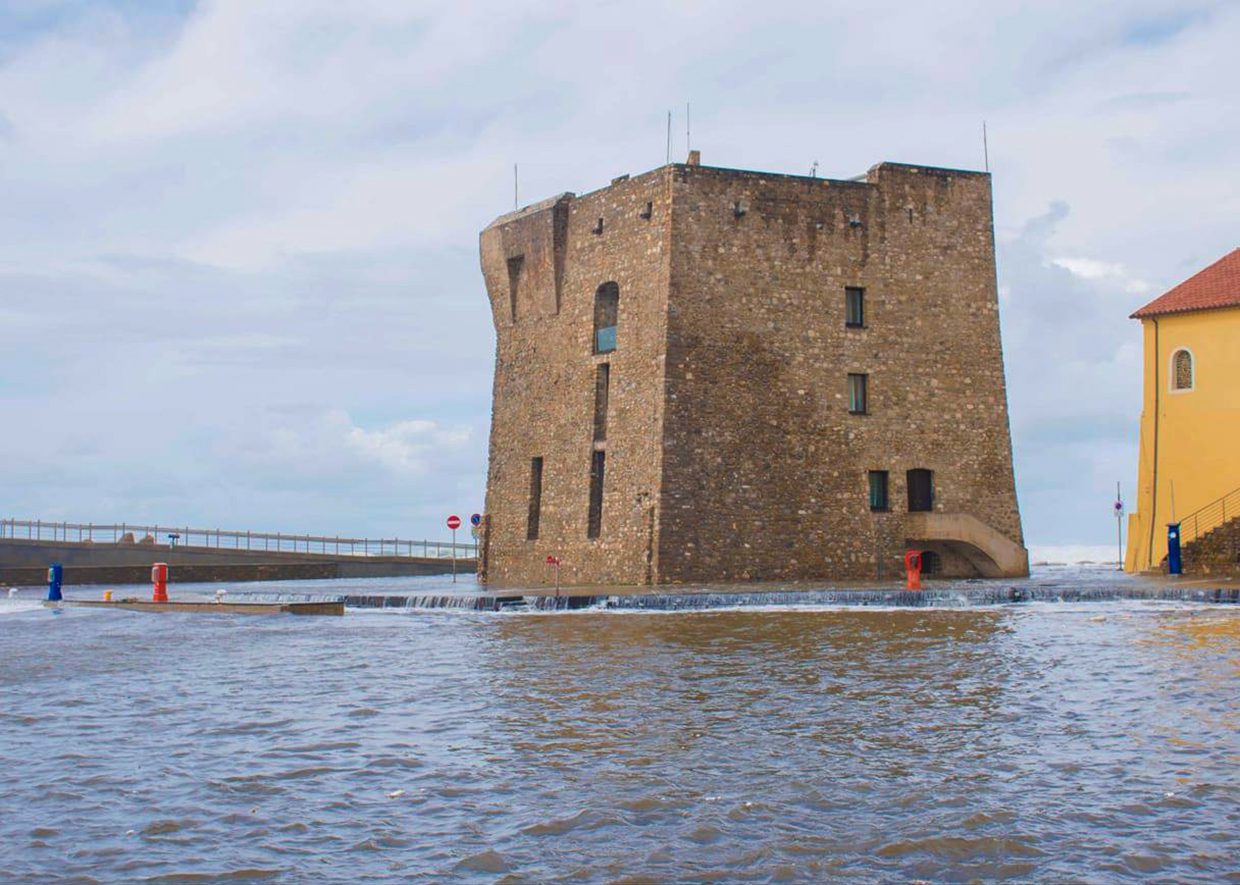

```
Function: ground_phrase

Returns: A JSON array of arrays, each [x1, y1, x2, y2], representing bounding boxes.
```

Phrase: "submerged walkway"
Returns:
[[233, 568, 1240, 612]]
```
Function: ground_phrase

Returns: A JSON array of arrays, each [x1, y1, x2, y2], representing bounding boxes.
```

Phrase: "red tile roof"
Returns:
[[1132, 247, 1240, 319]]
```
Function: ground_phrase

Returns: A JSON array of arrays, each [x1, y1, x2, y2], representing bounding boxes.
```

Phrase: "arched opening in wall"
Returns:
[[594, 282, 619, 354], [920, 550, 942, 576], [907, 469, 934, 512], [1171, 348, 1194, 391]]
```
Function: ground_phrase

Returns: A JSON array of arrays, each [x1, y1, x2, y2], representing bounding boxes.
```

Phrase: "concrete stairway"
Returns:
[[1182, 515, 1240, 577]]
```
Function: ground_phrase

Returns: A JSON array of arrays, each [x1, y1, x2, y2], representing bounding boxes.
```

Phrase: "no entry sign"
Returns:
[[446, 515, 461, 530]]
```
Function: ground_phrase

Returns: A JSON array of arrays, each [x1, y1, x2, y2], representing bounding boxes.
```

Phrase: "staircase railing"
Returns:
[[1179, 484, 1240, 547]]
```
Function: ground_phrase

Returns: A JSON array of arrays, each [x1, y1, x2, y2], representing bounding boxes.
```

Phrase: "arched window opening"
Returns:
[[594, 282, 619, 354], [1172, 349, 1194, 391]]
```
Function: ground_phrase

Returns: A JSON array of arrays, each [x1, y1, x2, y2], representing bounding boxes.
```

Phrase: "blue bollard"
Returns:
[[1166, 523, 1182, 576], [47, 562, 63, 601]]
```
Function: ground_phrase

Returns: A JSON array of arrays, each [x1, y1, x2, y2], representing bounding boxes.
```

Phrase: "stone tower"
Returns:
[[478, 155, 1027, 586]]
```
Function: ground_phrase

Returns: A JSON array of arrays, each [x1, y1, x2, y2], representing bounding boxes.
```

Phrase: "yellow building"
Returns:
[[1126, 247, 1240, 573]]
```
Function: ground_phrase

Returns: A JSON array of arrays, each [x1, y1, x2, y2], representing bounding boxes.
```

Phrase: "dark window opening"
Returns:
[[587, 451, 605, 539], [592, 217, 604, 235], [907, 469, 934, 513], [1173, 349, 1193, 391], [845, 286, 865, 328], [593, 363, 610, 442], [640, 201, 653, 220], [594, 282, 619, 354], [526, 457, 543, 540], [848, 373, 868, 414], [506, 255, 524, 322], [868, 470, 889, 512], [921, 550, 941, 575]]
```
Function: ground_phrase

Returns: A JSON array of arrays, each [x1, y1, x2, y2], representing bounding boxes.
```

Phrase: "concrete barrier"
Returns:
[[0, 539, 474, 586]]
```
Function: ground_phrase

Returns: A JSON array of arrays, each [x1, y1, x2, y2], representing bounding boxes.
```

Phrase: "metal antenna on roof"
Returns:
[[513, 163, 519, 210], [686, 102, 691, 154], [666, 110, 672, 164], [982, 121, 990, 173]]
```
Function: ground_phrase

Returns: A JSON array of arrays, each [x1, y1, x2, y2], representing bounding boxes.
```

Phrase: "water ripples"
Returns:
[[0, 582, 1237, 881]]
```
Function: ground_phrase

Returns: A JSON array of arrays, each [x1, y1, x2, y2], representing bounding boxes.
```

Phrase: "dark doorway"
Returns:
[[920, 550, 941, 575], [907, 469, 934, 512]]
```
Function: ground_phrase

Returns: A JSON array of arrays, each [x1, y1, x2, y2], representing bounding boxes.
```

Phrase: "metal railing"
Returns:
[[0, 518, 475, 560], [1179, 484, 1240, 547]]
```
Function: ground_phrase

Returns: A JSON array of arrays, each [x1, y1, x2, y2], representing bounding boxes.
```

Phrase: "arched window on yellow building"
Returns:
[[1171, 348, 1194, 392]]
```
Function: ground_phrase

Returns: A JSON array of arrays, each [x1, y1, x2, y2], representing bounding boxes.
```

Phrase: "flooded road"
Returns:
[[1, 570, 1237, 881]]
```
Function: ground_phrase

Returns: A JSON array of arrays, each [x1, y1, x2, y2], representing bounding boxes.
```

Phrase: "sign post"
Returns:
[[470, 513, 482, 561], [545, 555, 562, 598], [446, 515, 461, 582], [1114, 482, 1124, 571]]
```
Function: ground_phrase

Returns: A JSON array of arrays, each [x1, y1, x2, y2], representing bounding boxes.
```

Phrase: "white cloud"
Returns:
[[1048, 257, 1154, 294], [0, 0, 1237, 543]]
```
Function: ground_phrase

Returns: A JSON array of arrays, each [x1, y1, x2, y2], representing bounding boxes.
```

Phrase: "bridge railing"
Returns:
[[0, 518, 475, 560]]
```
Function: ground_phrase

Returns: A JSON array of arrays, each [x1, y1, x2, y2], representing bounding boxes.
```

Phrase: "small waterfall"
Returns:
[[243, 583, 1238, 613]]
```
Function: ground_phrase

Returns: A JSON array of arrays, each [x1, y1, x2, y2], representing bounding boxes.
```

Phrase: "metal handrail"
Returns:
[[1179, 484, 1240, 546], [0, 518, 475, 560]]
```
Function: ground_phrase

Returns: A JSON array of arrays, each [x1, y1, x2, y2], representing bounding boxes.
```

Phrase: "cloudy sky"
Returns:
[[1, 0, 1236, 549]]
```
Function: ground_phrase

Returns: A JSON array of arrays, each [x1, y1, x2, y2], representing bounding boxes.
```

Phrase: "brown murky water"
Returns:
[[1, 577, 1237, 881]]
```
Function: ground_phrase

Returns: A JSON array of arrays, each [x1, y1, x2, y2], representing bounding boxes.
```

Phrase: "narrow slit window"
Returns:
[[594, 282, 619, 354], [587, 451, 605, 539], [526, 457, 543, 540], [593, 363, 610, 442], [506, 255, 524, 322], [848, 373, 868, 415], [868, 471, 889, 512], [845, 286, 865, 328]]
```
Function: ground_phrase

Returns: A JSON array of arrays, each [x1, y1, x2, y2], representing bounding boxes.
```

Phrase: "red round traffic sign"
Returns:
[[446, 515, 461, 530]]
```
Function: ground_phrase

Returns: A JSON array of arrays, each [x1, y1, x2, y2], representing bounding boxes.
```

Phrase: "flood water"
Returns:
[[2, 568, 1238, 882]]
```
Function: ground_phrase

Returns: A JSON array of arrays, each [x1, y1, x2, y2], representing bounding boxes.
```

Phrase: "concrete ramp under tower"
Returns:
[[905, 512, 1029, 578]]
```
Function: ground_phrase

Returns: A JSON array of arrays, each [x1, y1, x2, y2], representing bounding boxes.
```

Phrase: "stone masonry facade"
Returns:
[[478, 156, 1026, 586]]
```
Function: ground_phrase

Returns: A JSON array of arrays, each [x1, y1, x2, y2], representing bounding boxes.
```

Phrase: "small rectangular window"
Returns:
[[593, 363, 610, 442], [845, 286, 865, 328], [594, 283, 619, 354], [868, 471, 889, 512], [848, 373, 868, 414], [587, 451, 605, 539], [526, 457, 543, 540], [907, 468, 934, 513]]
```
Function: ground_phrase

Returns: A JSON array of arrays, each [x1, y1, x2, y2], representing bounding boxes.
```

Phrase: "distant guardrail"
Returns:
[[0, 518, 474, 560]]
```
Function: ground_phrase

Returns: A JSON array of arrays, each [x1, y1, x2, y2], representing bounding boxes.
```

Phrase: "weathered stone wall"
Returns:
[[658, 163, 1023, 581], [479, 169, 673, 586], [480, 159, 1026, 586]]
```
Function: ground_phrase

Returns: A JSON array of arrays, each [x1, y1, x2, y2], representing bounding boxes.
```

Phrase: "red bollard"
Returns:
[[904, 550, 923, 591], [151, 562, 169, 603], [545, 555, 562, 598]]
